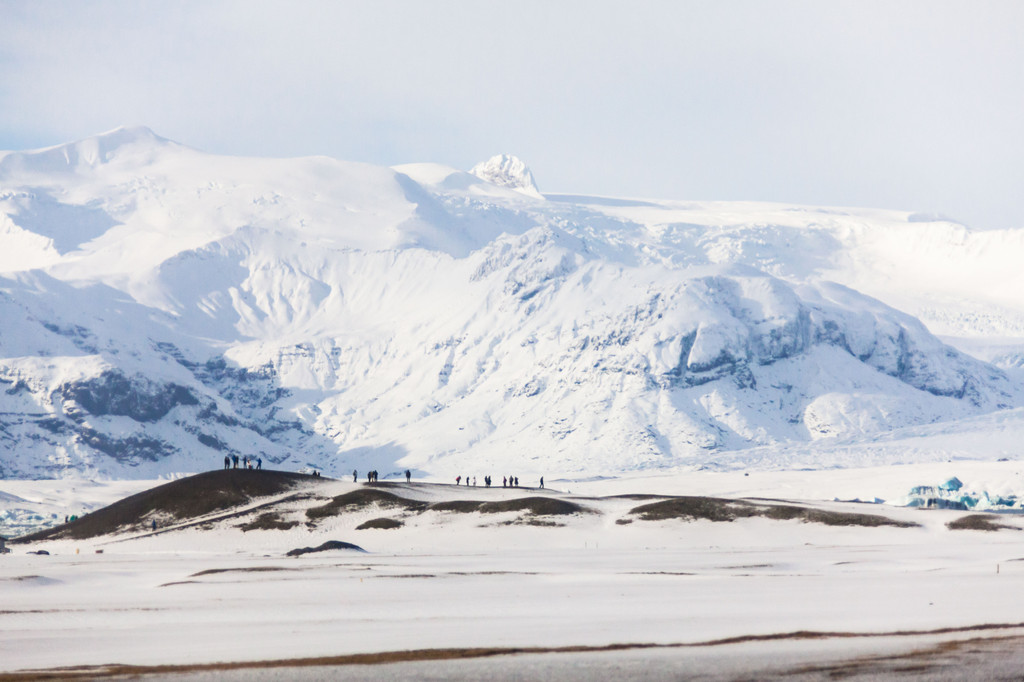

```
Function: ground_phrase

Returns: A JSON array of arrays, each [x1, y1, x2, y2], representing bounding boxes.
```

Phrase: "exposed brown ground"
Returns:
[[947, 514, 1019, 532], [14, 470, 313, 542], [625, 496, 918, 527]]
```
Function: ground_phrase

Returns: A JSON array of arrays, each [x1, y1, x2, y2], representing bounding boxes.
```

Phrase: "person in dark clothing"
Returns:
[[232, 454, 239, 469], [223, 455, 230, 470], [514, 477, 519, 487], [151, 520, 157, 532], [539, 477, 544, 489], [257, 457, 262, 470], [405, 469, 411, 482], [353, 469, 358, 482]]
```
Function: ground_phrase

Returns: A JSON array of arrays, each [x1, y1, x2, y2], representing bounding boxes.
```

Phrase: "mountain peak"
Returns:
[[469, 154, 541, 197]]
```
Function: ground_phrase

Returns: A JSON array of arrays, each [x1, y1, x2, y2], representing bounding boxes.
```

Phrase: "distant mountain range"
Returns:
[[2, 127, 1023, 479]]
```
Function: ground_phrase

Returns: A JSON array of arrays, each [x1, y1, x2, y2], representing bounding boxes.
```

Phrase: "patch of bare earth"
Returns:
[[238, 512, 299, 532], [356, 517, 404, 530], [947, 514, 1019, 532], [305, 489, 426, 522], [625, 496, 918, 528]]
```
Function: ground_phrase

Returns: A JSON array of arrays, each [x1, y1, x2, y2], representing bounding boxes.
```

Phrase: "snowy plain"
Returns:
[[4, 464, 1024, 679]]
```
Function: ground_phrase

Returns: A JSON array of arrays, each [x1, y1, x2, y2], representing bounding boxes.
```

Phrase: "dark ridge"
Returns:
[[609, 494, 676, 500], [947, 514, 1019, 532], [428, 497, 592, 516], [479, 497, 593, 516], [356, 517, 404, 530], [628, 497, 745, 522], [192, 567, 296, 577], [627, 497, 918, 528], [305, 488, 427, 520], [286, 540, 365, 556], [15, 470, 314, 542], [428, 500, 484, 513]]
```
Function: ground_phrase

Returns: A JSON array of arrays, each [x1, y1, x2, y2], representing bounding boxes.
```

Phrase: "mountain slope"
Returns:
[[0, 127, 1021, 479]]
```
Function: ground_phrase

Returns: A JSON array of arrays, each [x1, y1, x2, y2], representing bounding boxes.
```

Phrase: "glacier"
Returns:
[[1, 126, 1022, 479]]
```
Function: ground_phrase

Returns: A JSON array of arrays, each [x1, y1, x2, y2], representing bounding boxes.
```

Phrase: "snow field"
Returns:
[[4, 467, 1024, 672]]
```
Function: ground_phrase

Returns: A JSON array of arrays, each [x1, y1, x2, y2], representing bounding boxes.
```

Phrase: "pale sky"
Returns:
[[2, 0, 1023, 228]]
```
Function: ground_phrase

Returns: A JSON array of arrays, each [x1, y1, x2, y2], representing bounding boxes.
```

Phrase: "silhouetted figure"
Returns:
[[353, 469, 358, 482], [405, 469, 411, 482], [539, 476, 544, 489], [514, 477, 519, 487], [232, 454, 239, 469], [502, 476, 507, 488], [223, 455, 230, 470], [257, 457, 262, 470], [151, 520, 157, 532], [456, 475, 461, 486]]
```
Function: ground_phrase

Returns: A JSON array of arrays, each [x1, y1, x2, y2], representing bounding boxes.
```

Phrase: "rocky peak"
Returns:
[[469, 154, 541, 198]]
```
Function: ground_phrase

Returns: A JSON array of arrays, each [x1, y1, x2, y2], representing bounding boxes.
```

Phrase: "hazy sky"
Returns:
[[2, 1, 1023, 228]]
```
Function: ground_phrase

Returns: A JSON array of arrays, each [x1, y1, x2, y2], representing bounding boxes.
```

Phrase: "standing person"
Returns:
[[514, 476, 519, 487], [353, 469, 358, 483], [540, 476, 544, 489], [406, 469, 411, 482], [223, 455, 229, 470], [257, 457, 262, 470], [502, 476, 507, 488], [232, 454, 239, 469]]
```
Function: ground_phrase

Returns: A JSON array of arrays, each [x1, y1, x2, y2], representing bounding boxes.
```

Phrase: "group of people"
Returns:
[[455, 475, 542, 488], [223, 454, 262, 470], [351, 469, 413, 483], [218, 460, 544, 488], [224, 454, 262, 470]]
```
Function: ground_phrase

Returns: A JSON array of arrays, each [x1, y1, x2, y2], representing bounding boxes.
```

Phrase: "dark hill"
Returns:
[[16, 469, 315, 542]]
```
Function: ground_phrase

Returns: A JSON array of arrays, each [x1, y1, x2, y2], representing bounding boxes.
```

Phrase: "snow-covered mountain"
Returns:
[[1, 126, 1023, 479]]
